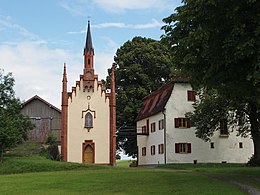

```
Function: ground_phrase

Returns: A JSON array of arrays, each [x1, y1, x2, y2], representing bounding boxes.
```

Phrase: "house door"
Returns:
[[84, 145, 94, 164]]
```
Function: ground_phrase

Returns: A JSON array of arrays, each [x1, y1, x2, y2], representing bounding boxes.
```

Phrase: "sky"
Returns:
[[0, 0, 182, 108]]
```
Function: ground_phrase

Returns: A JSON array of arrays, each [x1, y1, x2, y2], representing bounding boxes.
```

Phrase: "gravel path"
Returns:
[[143, 167, 260, 194], [204, 174, 260, 195]]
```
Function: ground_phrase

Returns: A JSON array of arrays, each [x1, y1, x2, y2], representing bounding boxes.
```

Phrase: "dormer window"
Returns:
[[85, 112, 93, 128]]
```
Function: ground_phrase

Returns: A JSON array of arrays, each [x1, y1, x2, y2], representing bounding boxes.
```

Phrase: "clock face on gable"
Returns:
[[86, 71, 92, 79]]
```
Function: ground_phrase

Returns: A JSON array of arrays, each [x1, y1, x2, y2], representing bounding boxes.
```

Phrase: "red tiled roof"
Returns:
[[135, 78, 190, 121]]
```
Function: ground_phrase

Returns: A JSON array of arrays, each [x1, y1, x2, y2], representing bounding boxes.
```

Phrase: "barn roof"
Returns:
[[135, 77, 190, 121], [22, 95, 61, 113]]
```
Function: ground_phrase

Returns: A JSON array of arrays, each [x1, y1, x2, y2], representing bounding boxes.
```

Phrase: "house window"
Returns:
[[142, 147, 146, 156], [142, 126, 148, 134], [210, 142, 214, 149], [151, 145, 155, 155], [175, 118, 191, 128], [151, 122, 156, 133], [175, 143, 191, 153], [239, 142, 243, 148], [187, 90, 196, 101], [85, 112, 93, 128], [159, 119, 164, 130], [146, 119, 149, 132], [220, 119, 228, 135], [158, 144, 164, 154]]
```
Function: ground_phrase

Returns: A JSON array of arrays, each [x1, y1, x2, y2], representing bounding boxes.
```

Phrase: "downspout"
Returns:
[[109, 64, 116, 166], [162, 110, 166, 165]]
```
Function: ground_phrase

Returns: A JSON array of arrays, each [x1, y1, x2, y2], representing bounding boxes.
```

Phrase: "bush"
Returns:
[[116, 154, 121, 160], [40, 135, 61, 161], [247, 155, 260, 166], [47, 145, 61, 161], [45, 135, 56, 145], [129, 160, 137, 167]]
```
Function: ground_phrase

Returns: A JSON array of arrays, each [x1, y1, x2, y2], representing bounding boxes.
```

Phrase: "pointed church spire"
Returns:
[[83, 20, 95, 89], [84, 20, 94, 70], [84, 20, 94, 54], [62, 63, 67, 84]]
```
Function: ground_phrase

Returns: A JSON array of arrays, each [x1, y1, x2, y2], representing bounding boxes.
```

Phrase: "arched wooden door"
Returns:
[[83, 143, 94, 164]]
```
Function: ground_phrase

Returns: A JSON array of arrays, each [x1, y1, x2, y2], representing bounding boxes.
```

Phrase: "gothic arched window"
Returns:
[[85, 112, 93, 128]]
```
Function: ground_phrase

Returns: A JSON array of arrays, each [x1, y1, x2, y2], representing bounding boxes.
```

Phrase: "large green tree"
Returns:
[[162, 0, 260, 164], [110, 36, 173, 157], [0, 70, 34, 161]]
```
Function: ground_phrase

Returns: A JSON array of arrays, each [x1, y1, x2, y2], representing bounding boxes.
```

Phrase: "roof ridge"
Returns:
[[22, 95, 61, 113], [136, 82, 174, 121]]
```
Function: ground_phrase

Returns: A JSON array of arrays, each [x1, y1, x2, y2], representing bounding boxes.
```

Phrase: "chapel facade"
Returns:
[[61, 21, 116, 165]]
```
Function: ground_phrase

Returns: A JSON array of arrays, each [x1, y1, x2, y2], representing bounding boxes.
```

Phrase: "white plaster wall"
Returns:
[[165, 83, 253, 164], [165, 83, 200, 163], [67, 78, 110, 164], [137, 82, 254, 165], [209, 132, 253, 163], [137, 113, 165, 165]]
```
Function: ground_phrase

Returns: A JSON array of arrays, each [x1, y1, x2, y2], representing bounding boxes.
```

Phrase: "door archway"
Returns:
[[82, 140, 95, 164]]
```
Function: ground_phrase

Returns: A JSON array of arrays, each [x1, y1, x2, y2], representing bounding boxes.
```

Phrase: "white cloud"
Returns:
[[68, 19, 163, 34], [0, 41, 82, 108], [0, 40, 114, 108], [67, 29, 86, 34], [59, 0, 176, 15], [95, 51, 115, 80], [92, 0, 176, 12], [100, 37, 119, 51], [0, 14, 108, 108], [0, 15, 39, 40], [93, 22, 126, 29], [59, 0, 89, 16], [0, 14, 115, 109], [93, 19, 163, 29], [92, 19, 163, 29]]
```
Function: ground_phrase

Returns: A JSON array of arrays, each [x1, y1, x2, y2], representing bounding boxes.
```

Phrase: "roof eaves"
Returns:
[[22, 95, 61, 113]]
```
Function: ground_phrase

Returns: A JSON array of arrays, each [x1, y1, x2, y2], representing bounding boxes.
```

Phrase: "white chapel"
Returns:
[[61, 21, 116, 165]]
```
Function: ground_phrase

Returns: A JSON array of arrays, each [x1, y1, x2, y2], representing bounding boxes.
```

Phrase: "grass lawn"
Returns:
[[0, 156, 250, 195], [159, 163, 260, 190], [0, 141, 257, 195], [0, 168, 246, 195], [0, 155, 106, 175], [116, 160, 133, 168]]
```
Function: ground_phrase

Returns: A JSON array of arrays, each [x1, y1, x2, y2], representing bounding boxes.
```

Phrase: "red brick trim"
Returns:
[[61, 63, 68, 161]]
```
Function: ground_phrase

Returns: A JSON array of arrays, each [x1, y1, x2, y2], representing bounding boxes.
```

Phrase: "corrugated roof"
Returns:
[[135, 78, 190, 121]]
